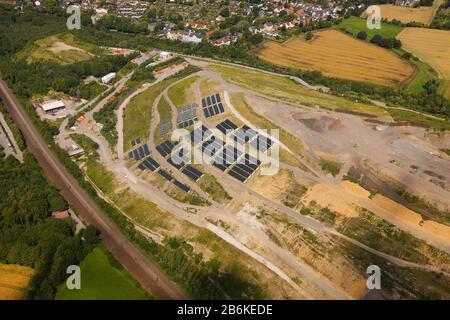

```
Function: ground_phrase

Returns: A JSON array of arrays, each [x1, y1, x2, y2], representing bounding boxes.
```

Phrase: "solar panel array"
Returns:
[[182, 165, 203, 181], [131, 137, 141, 147], [202, 93, 224, 118], [160, 118, 171, 136], [156, 140, 175, 158], [139, 156, 160, 171], [190, 125, 212, 145], [202, 135, 225, 157], [211, 145, 242, 172], [216, 119, 238, 134], [227, 154, 261, 182], [250, 134, 273, 152], [177, 104, 198, 129], [129, 143, 151, 161], [232, 125, 257, 145]]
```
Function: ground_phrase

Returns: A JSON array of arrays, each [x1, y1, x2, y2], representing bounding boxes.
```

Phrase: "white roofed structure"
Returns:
[[41, 100, 65, 113]]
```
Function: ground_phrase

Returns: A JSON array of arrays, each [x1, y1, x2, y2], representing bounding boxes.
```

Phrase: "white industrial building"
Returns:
[[40, 100, 66, 113], [101, 72, 116, 84]]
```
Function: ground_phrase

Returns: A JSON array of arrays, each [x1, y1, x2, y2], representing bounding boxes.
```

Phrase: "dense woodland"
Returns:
[[431, 0, 450, 29], [0, 152, 100, 299]]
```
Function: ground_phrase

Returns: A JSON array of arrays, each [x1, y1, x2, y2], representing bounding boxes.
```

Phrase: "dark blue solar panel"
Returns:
[[173, 180, 190, 192], [136, 138, 141, 144], [213, 104, 219, 114], [131, 139, 136, 147], [218, 103, 224, 113], [212, 162, 227, 171], [215, 93, 221, 102], [224, 119, 237, 129], [231, 166, 250, 178], [182, 169, 198, 181], [146, 156, 160, 169], [208, 106, 214, 116], [228, 170, 246, 182], [216, 123, 227, 134], [211, 95, 216, 104], [156, 145, 167, 157], [133, 149, 140, 160], [167, 157, 183, 170], [143, 159, 156, 171], [158, 169, 173, 181], [138, 163, 145, 171], [143, 144, 150, 155], [129, 151, 134, 159], [206, 96, 211, 106], [203, 107, 210, 118], [235, 163, 254, 174], [139, 146, 145, 159]]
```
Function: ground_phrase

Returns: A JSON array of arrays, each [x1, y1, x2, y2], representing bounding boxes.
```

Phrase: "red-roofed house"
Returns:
[[52, 210, 70, 219]]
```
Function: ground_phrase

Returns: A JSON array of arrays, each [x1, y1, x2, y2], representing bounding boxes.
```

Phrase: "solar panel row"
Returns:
[[131, 137, 141, 146], [173, 180, 190, 192], [156, 140, 175, 157], [190, 125, 211, 145], [202, 136, 224, 157], [182, 165, 203, 181], [158, 169, 173, 181], [142, 156, 160, 171], [232, 125, 257, 145], [178, 118, 197, 129], [216, 119, 238, 134], [249, 135, 273, 152]]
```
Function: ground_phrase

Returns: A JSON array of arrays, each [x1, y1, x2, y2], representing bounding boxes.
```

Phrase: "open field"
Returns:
[[16, 33, 96, 64], [211, 63, 449, 130], [167, 75, 199, 107], [397, 27, 450, 98], [338, 16, 404, 39], [371, 1, 444, 25], [123, 78, 178, 148], [254, 30, 416, 88], [56, 245, 150, 300], [0, 264, 34, 300]]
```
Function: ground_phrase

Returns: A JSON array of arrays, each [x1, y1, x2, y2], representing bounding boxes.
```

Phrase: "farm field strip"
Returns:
[[372, 1, 444, 25], [0, 264, 34, 300], [398, 27, 450, 98], [254, 30, 416, 87]]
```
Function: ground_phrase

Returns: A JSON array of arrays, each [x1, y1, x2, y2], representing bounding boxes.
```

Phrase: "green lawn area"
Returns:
[[167, 75, 199, 107], [337, 16, 404, 39], [56, 245, 150, 300]]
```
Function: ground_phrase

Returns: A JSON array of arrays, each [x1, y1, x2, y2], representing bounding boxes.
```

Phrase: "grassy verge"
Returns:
[[56, 245, 150, 300], [337, 16, 404, 39]]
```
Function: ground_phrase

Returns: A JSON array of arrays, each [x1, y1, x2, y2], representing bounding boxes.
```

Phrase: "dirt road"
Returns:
[[0, 79, 187, 300]]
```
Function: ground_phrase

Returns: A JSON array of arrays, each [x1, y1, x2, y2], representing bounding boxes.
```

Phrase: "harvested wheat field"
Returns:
[[254, 30, 416, 87], [0, 264, 34, 300], [373, 1, 443, 26], [397, 27, 450, 98]]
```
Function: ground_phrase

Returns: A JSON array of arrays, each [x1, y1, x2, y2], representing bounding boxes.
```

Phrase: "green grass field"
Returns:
[[56, 245, 150, 300], [167, 75, 199, 107], [337, 16, 404, 39]]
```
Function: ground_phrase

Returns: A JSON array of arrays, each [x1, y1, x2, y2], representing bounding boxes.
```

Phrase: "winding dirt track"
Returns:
[[0, 79, 187, 300]]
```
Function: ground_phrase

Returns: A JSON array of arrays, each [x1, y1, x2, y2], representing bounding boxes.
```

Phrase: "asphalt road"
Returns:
[[0, 79, 187, 300]]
